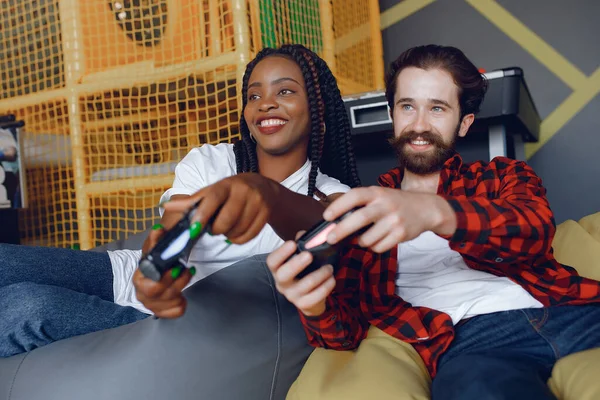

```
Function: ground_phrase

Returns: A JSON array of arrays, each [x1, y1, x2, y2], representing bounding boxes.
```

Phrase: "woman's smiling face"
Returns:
[[243, 55, 311, 156]]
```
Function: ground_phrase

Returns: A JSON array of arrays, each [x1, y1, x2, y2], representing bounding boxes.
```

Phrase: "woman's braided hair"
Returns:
[[233, 44, 361, 196]]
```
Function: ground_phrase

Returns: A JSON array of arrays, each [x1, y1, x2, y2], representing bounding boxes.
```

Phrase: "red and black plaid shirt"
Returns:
[[299, 153, 600, 377]]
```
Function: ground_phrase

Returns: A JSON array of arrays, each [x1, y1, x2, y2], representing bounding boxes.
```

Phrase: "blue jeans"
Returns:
[[0, 244, 148, 357], [431, 304, 600, 400]]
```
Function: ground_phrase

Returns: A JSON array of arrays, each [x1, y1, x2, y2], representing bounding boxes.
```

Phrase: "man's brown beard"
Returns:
[[388, 130, 456, 175]]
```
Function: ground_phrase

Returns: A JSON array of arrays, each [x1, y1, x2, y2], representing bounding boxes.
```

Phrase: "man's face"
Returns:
[[389, 67, 473, 174]]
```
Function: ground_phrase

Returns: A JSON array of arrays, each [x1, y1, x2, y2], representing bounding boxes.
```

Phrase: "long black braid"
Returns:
[[233, 44, 361, 196]]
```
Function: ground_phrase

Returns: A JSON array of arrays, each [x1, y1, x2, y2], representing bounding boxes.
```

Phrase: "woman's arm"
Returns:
[[163, 174, 347, 243], [267, 184, 345, 241]]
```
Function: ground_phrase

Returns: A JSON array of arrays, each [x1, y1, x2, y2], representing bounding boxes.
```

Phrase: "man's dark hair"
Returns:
[[385, 45, 488, 118], [234, 44, 361, 197]]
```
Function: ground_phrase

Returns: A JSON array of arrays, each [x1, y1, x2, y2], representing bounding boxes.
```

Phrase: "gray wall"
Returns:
[[377, 0, 600, 223]]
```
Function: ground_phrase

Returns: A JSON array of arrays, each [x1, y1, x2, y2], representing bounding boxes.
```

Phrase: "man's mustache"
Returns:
[[388, 131, 446, 148]]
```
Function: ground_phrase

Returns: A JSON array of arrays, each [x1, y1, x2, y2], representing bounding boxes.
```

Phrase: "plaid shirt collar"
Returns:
[[377, 152, 463, 193]]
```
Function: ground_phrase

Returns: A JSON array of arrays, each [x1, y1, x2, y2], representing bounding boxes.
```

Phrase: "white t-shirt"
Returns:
[[395, 231, 543, 325], [109, 143, 350, 313]]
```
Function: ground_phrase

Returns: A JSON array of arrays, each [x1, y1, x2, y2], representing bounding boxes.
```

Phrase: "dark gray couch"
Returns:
[[0, 253, 314, 400]]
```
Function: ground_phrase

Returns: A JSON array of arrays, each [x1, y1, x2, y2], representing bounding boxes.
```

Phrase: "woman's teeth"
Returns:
[[259, 119, 287, 127]]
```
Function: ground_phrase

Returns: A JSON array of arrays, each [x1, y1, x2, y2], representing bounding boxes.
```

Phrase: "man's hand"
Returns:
[[266, 240, 336, 317], [162, 173, 278, 244], [134, 226, 195, 318], [323, 187, 457, 253]]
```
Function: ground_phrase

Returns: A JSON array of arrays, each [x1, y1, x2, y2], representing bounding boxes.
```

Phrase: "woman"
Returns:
[[0, 44, 360, 356]]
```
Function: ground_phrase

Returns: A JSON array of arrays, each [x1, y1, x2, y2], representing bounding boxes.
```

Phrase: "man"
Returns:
[[267, 45, 600, 400]]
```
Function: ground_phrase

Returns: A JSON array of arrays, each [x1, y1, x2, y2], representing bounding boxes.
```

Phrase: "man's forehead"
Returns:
[[395, 67, 459, 102]]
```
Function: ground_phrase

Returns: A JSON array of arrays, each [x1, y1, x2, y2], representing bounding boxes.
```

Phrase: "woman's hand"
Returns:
[[162, 173, 278, 244], [134, 225, 195, 318]]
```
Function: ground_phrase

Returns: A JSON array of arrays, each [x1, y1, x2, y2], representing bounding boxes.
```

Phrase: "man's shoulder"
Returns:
[[449, 156, 541, 195], [460, 156, 532, 176]]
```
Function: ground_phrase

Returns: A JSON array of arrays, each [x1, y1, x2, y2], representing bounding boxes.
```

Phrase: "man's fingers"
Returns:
[[290, 264, 334, 298], [370, 235, 400, 254], [275, 251, 314, 283], [294, 275, 336, 312], [322, 188, 373, 221], [370, 226, 408, 253], [327, 205, 379, 245], [355, 215, 397, 248], [266, 241, 298, 274]]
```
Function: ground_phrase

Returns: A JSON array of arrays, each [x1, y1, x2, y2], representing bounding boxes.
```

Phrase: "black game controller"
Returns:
[[139, 199, 208, 281], [293, 209, 360, 280]]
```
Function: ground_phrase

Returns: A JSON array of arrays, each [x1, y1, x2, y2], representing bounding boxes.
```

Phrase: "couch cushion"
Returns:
[[287, 326, 430, 400], [548, 213, 600, 399], [0, 254, 313, 400], [579, 212, 600, 243], [553, 213, 600, 280], [548, 347, 600, 400]]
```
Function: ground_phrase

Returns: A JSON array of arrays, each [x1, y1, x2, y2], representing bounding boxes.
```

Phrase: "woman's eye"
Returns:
[[248, 94, 259, 101], [279, 89, 294, 95]]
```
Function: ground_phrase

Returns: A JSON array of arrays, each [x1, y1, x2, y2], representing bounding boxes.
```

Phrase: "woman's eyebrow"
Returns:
[[248, 77, 302, 89], [271, 77, 302, 86]]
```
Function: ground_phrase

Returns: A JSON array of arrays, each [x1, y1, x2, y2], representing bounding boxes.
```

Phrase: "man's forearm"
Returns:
[[299, 295, 369, 351], [441, 161, 555, 261], [444, 195, 554, 261]]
